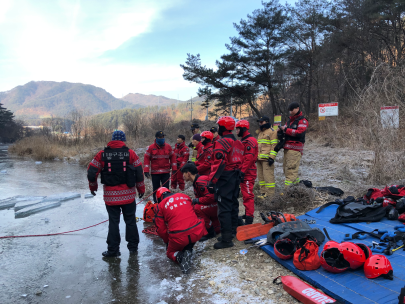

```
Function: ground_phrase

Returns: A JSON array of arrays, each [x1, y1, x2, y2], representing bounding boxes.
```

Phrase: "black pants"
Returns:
[[152, 173, 170, 203], [215, 170, 240, 237], [106, 200, 139, 252]]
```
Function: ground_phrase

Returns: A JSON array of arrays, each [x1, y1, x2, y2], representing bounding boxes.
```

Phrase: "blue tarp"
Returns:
[[259, 204, 405, 304]]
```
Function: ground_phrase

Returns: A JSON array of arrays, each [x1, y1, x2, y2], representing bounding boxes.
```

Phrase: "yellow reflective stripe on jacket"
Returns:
[[259, 181, 266, 185], [265, 183, 275, 188], [259, 154, 269, 159], [270, 151, 277, 156], [270, 139, 279, 144], [258, 139, 272, 144], [191, 158, 196, 162], [285, 180, 293, 185]]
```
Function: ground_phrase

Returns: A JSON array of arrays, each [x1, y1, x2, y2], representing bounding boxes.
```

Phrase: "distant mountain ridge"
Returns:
[[121, 93, 182, 107]]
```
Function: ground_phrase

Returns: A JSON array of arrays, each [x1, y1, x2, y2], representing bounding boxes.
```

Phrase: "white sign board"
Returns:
[[318, 103, 338, 117], [380, 106, 399, 129]]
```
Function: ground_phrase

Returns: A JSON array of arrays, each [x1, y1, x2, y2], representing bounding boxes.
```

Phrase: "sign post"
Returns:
[[318, 103, 338, 120], [273, 115, 281, 128], [380, 106, 399, 129]]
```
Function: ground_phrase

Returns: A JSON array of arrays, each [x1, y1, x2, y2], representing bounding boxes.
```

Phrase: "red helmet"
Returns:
[[320, 248, 350, 273], [201, 131, 213, 141], [322, 240, 340, 252], [156, 187, 170, 200], [274, 239, 295, 260], [355, 243, 372, 259], [217, 116, 235, 130], [236, 120, 249, 129], [339, 242, 366, 269], [364, 255, 393, 280]]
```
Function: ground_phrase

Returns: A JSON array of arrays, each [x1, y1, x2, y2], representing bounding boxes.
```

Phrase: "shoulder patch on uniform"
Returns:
[[247, 146, 251, 151], [207, 156, 211, 159], [303, 119, 307, 124], [200, 187, 205, 192]]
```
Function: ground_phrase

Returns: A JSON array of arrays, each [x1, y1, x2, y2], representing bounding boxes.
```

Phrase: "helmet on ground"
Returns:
[[217, 116, 235, 131], [201, 131, 213, 141], [364, 255, 393, 280], [339, 242, 366, 269], [320, 248, 350, 273], [322, 240, 340, 252], [236, 120, 249, 129], [274, 239, 295, 260], [156, 187, 170, 201], [356, 243, 372, 259]]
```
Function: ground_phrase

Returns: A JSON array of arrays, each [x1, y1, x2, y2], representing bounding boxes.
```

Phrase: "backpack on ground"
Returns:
[[293, 236, 321, 271], [143, 201, 157, 222]]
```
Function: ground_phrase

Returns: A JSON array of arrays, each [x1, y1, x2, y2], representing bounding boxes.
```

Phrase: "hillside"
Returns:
[[121, 93, 181, 107], [0, 81, 139, 123]]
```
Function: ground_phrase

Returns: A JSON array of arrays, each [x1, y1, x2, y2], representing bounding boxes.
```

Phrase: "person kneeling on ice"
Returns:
[[154, 187, 207, 273], [181, 163, 220, 241]]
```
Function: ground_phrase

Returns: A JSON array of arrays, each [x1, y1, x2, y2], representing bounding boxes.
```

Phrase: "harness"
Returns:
[[285, 115, 306, 143], [101, 146, 130, 186]]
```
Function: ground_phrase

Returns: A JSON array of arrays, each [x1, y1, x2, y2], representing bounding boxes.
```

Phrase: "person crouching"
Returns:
[[154, 187, 207, 273], [181, 163, 220, 242]]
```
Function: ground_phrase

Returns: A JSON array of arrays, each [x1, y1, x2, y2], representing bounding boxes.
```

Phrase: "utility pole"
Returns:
[[230, 78, 233, 117], [205, 104, 209, 121], [187, 96, 193, 122]]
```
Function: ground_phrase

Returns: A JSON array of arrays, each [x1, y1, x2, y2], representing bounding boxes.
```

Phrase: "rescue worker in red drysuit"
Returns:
[[181, 163, 220, 241], [235, 120, 259, 225], [154, 187, 206, 273], [171, 135, 189, 191], [207, 116, 244, 249], [195, 131, 214, 176], [210, 127, 220, 143], [144, 131, 177, 203], [279, 102, 308, 187], [87, 130, 145, 257]]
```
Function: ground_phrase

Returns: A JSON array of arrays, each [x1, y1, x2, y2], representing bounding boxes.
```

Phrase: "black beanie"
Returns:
[[288, 102, 300, 111], [178, 135, 185, 141]]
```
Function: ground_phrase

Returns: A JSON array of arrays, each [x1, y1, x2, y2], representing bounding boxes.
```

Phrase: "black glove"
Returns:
[[207, 182, 215, 194], [239, 171, 245, 183], [274, 139, 285, 153], [267, 158, 274, 166], [165, 243, 168, 250], [139, 192, 144, 199], [188, 142, 194, 148], [192, 198, 199, 205], [144, 172, 150, 179], [91, 191, 96, 196]]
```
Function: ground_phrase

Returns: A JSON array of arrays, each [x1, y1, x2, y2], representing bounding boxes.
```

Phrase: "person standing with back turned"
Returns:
[[87, 130, 145, 257]]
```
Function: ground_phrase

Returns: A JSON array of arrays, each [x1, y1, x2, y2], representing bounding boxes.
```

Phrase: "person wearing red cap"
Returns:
[[207, 116, 244, 249], [195, 131, 214, 175], [236, 120, 258, 225], [171, 135, 189, 191], [144, 131, 177, 203], [279, 102, 308, 187], [154, 187, 206, 273], [181, 163, 220, 241]]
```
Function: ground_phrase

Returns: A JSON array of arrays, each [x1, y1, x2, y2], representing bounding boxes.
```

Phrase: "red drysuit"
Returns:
[[144, 141, 177, 174], [239, 131, 259, 217], [192, 174, 220, 233], [171, 142, 189, 190], [283, 111, 308, 155], [195, 142, 213, 176], [154, 193, 206, 262]]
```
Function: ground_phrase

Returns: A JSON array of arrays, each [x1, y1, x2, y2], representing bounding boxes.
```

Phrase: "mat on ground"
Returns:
[[258, 204, 405, 304]]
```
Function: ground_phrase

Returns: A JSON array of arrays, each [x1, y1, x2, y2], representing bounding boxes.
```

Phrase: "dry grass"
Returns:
[[8, 136, 64, 160]]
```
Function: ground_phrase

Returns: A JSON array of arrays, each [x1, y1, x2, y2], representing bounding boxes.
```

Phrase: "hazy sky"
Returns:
[[0, 0, 292, 100]]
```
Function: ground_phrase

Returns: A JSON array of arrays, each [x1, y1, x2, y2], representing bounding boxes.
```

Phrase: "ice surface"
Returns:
[[1, 170, 7, 174], [14, 199, 45, 211], [35, 161, 42, 165], [15, 200, 61, 218], [84, 193, 94, 199], [0, 195, 24, 210], [42, 192, 80, 202]]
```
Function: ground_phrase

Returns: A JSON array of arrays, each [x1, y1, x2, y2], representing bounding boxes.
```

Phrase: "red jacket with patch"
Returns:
[[213, 135, 220, 143], [195, 142, 213, 176], [193, 175, 216, 205], [240, 131, 258, 178], [144, 141, 177, 174], [208, 131, 243, 184], [154, 193, 203, 244], [283, 111, 308, 155], [173, 142, 189, 169], [87, 141, 145, 206]]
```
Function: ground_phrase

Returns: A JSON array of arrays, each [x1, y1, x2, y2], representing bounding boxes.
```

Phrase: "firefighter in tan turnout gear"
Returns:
[[189, 123, 200, 162], [256, 116, 279, 199]]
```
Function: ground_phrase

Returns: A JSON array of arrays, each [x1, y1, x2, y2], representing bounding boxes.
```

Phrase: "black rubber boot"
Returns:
[[102, 251, 121, 257], [217, 233, 235, 241], [238, 216, 245, 226], [245, 216, 254, 225], [199, 226, 216, 242], [177, 250, 192, 273], [214, 233, 234, 249]]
